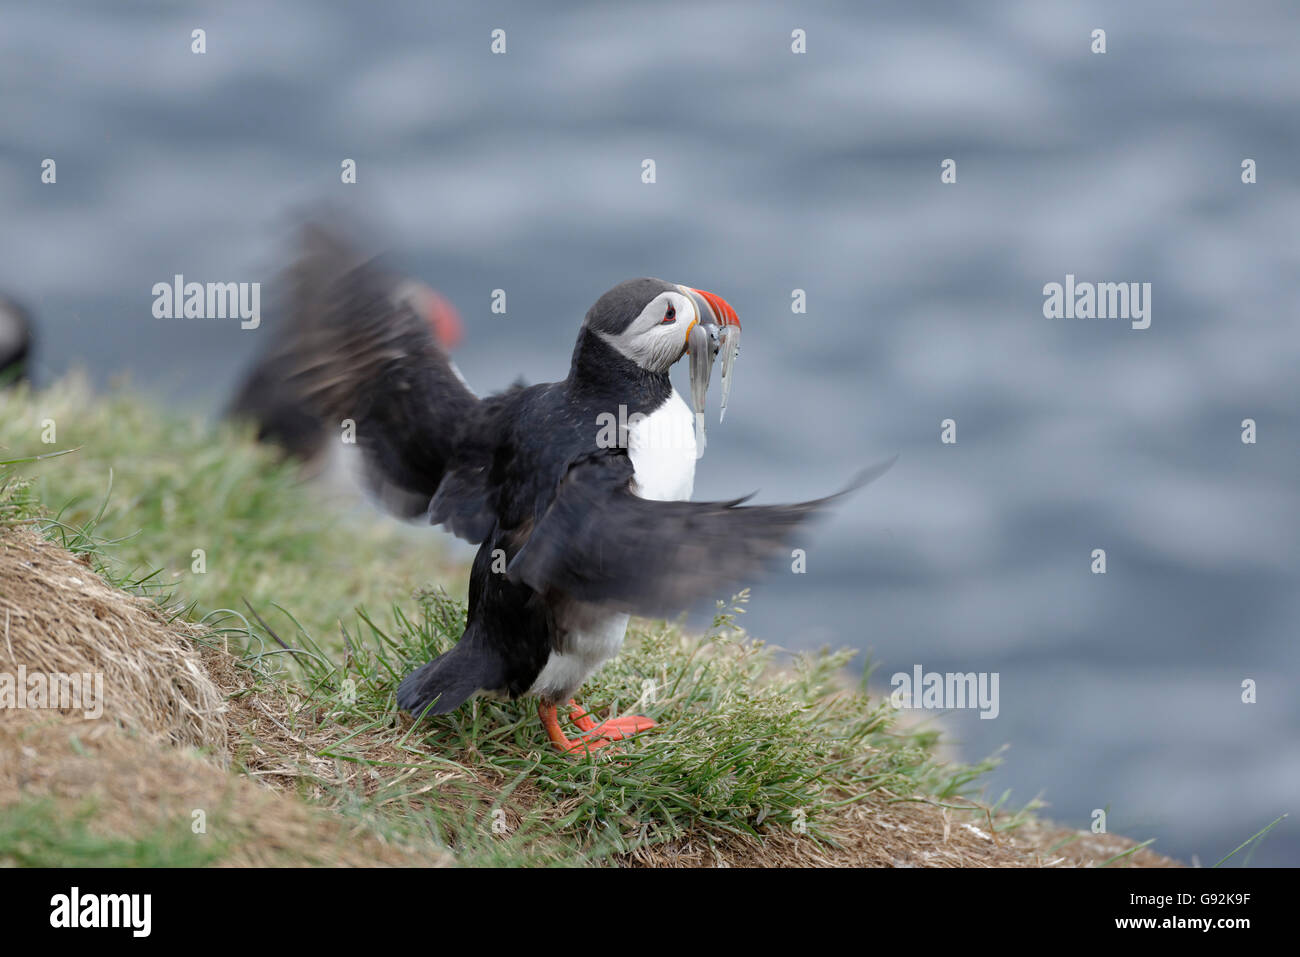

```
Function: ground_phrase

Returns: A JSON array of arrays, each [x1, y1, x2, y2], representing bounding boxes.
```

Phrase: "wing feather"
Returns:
[[265, 222, 487, 527], [507, 452, 895, 617]]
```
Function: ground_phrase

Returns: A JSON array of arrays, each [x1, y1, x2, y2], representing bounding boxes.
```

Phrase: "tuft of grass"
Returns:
[[1214, 814, 1287, 868]]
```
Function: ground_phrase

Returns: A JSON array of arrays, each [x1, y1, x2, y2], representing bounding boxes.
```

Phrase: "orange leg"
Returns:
[[539, 700, 657, 754]]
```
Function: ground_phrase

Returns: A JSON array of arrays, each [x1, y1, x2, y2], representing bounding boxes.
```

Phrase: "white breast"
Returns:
[[527, 389, 698, 703], [527, 602, 631, 703], [627, 388, 697, 502]]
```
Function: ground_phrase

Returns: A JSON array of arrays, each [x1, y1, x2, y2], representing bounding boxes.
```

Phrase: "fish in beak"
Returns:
[[681, 287, 741, 448], [687, 321, 715, 424]]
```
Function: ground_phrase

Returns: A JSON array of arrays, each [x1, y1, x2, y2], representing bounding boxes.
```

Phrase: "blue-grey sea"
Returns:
[[2, 1, 1296, 865]]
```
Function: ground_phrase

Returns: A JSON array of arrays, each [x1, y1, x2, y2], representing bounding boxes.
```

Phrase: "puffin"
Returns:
[[0, 295, 34, 387], [274, 225, 890, 753], [226, 246, 463, 466]]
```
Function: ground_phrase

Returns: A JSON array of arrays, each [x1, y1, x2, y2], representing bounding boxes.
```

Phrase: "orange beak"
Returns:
[[688, 287, 740, 329]]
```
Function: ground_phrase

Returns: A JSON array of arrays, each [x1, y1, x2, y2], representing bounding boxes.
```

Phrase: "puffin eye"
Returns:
[[661, 304, 676, 324]]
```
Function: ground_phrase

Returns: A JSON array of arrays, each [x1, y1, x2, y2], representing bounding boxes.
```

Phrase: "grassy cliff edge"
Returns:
[[0, 378, 1179, 867]]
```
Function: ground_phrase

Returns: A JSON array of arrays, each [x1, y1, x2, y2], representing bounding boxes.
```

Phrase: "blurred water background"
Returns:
[[2, 0, 1296, 864]]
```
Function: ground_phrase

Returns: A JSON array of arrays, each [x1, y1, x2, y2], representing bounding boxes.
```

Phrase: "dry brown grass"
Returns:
[[621, 796, 1179, 868], [616, 669, 1179, 867], [0, 714, 448, 866], [0, 524, 1181, 867], [1, 527, 225, 753], [0, 526, 448, 866]]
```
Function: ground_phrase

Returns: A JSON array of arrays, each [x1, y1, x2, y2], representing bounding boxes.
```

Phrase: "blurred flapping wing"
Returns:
[[507, 451, 895, 617]]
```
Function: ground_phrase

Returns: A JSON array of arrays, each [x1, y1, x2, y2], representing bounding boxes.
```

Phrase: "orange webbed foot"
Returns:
[[540, 700, 657, 754]]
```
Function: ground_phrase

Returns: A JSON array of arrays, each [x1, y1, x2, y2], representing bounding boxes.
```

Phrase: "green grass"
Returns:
[[0, 375, 460, 643], [1, 375, 1021, 867], [0, 799, 226, 867], [247, 588, 992, 863]]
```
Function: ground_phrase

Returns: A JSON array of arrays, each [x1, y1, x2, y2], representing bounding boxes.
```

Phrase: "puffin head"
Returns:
[[583, 278, 738, 375], [392, 279, 464, 351], [583, 277, 741, 422]]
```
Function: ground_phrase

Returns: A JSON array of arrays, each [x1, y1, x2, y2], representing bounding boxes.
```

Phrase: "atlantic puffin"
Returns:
[[275, 226, 889, 753], [226, 241, 463, 466], [0, 295, 34, 387]]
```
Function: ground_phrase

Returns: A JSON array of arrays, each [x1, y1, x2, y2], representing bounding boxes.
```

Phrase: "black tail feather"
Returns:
[[396, 637, 502, 719]]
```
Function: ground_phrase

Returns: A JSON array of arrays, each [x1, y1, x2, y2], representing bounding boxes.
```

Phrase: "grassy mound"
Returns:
[[0, 524, 224, 752], [0, 377, 1181, 867]]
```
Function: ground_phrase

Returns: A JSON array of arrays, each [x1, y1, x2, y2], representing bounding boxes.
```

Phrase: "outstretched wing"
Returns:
[[507, 451, 895, 618], [267, 223, 488, 529]]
